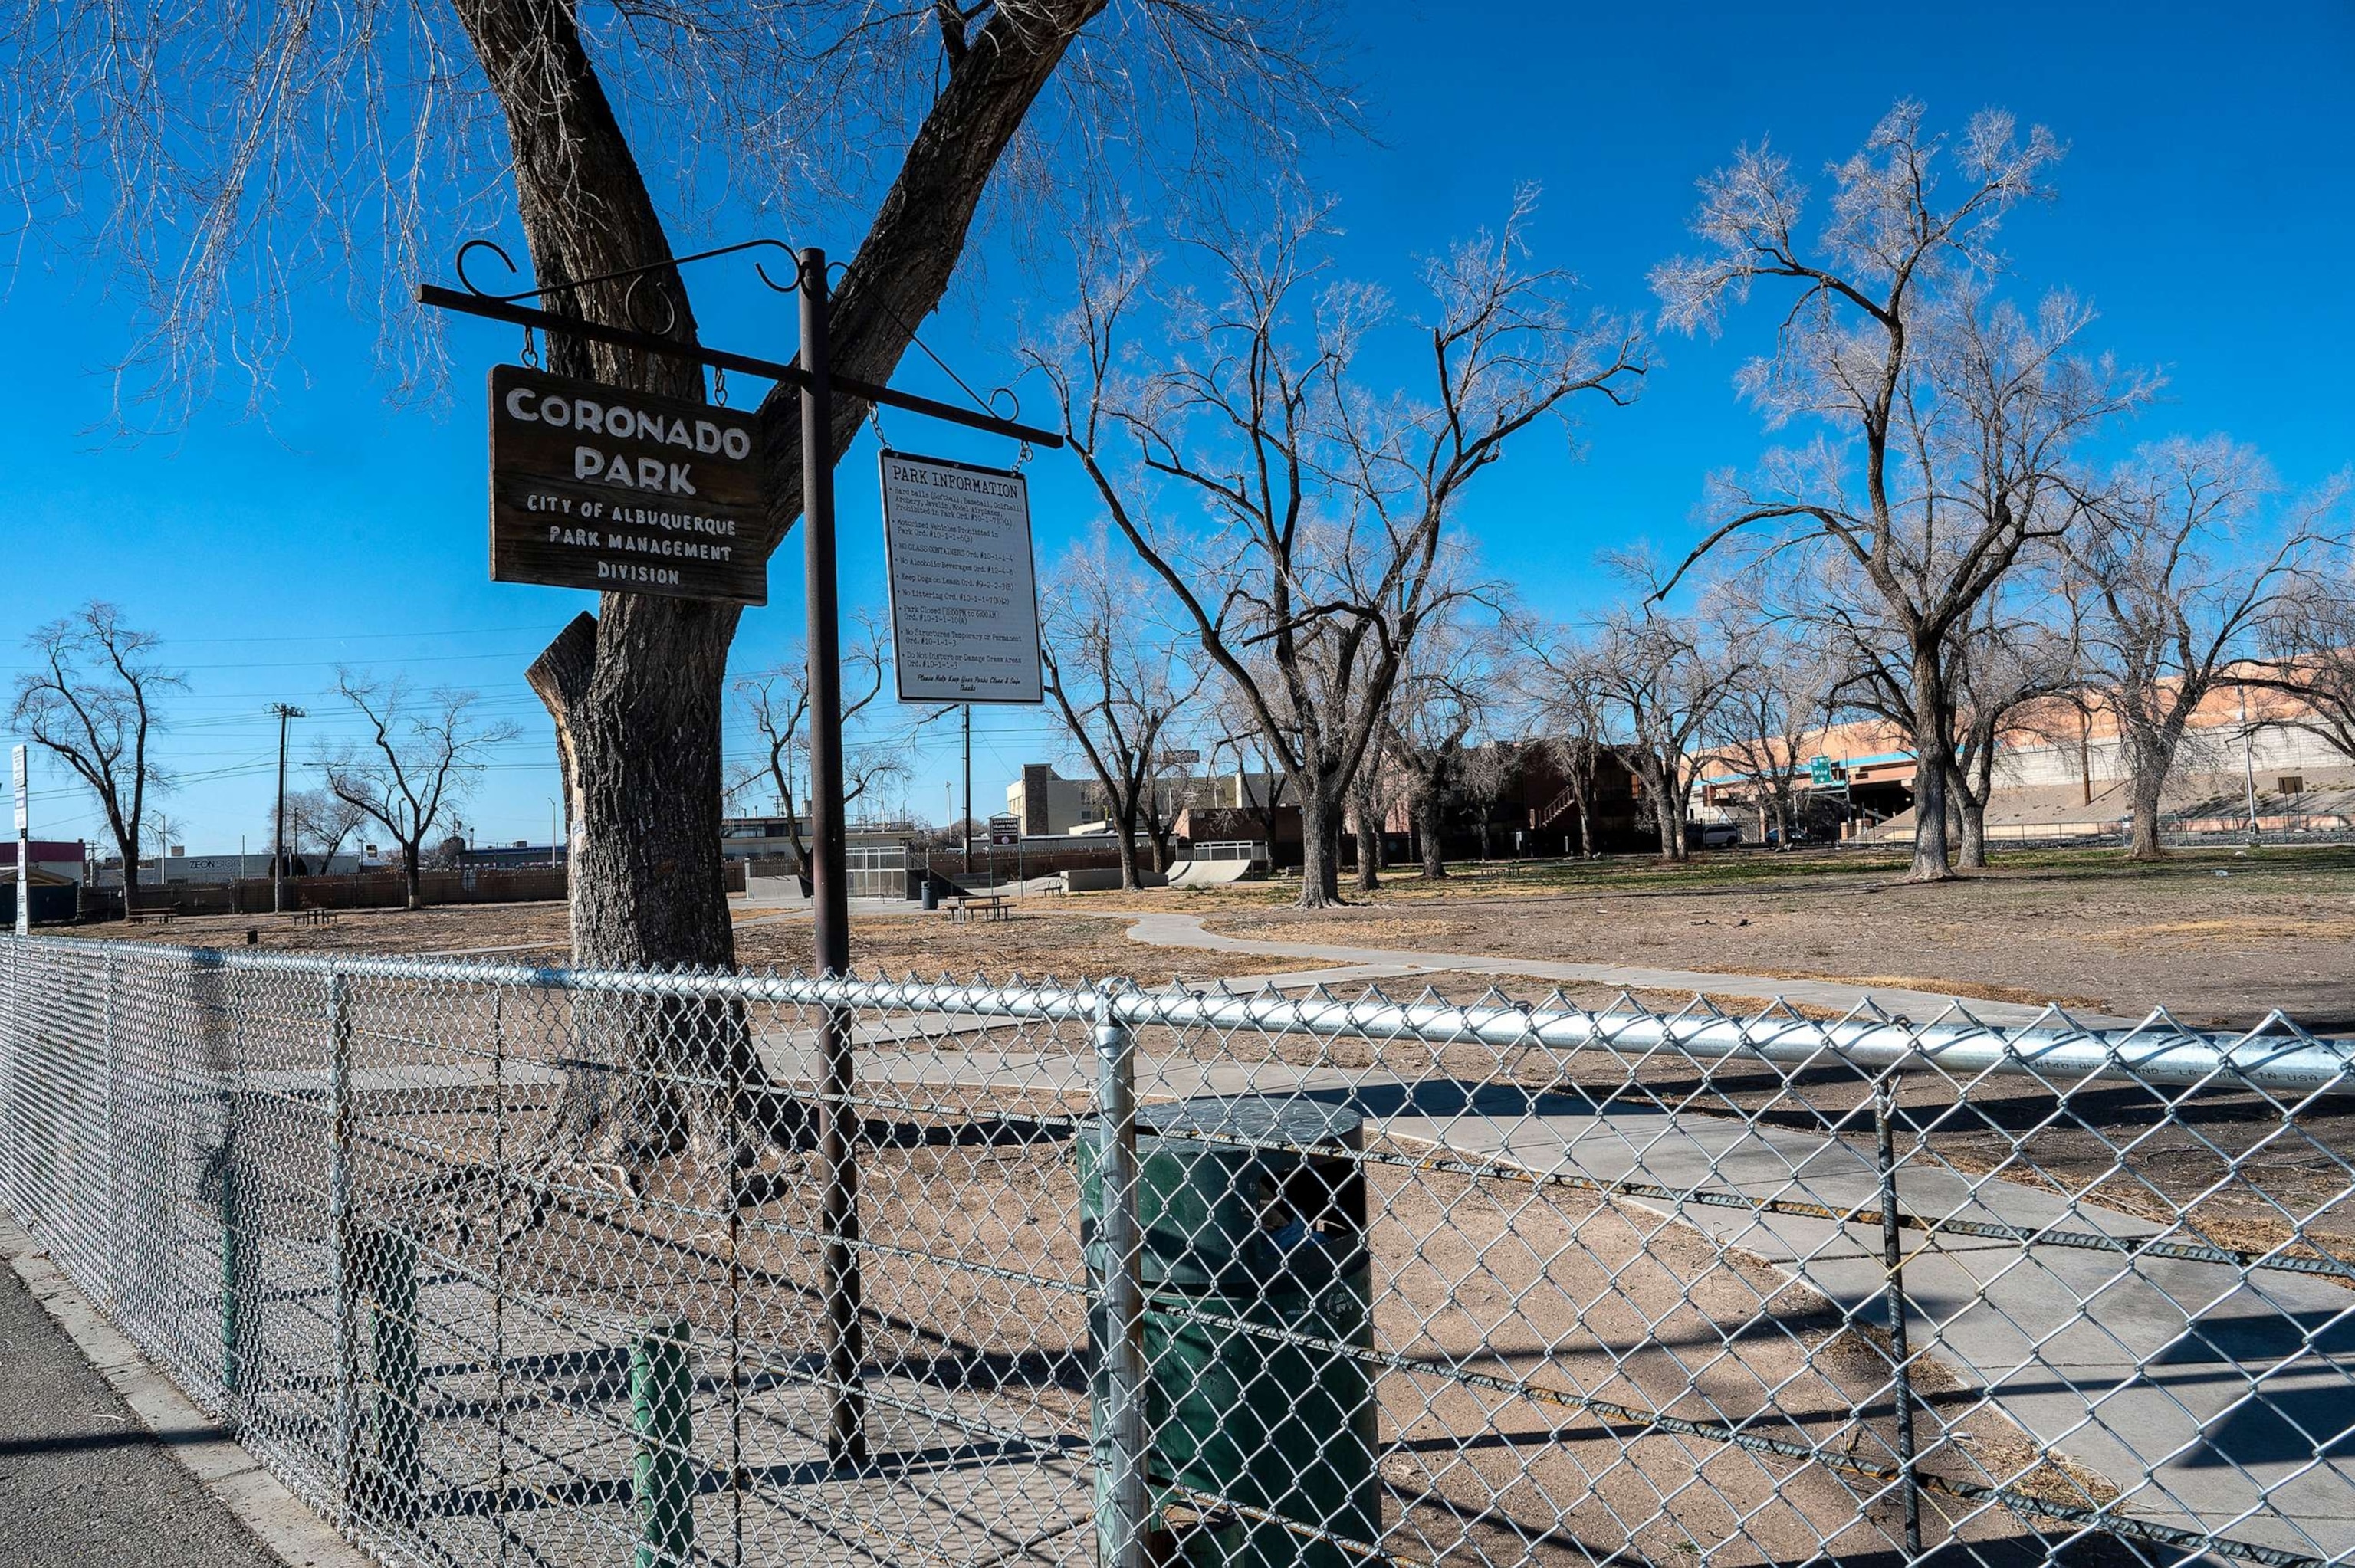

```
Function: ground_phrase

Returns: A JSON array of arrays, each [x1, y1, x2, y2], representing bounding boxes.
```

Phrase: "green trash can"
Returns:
[[1082, 1097, 1379, 1568]]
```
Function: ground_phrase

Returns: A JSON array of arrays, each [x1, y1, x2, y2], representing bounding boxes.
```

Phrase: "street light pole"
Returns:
[[268, 704, 305, 914]]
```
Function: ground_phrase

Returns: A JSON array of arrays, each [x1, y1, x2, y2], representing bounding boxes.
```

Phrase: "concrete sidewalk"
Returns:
[[0, 1223, 363, 1568]]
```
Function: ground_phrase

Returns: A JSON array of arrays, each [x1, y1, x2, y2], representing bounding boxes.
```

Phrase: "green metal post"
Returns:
[[632, 1317, 695, 1568]]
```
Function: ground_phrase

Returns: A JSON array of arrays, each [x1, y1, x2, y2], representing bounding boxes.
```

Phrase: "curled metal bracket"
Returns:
[[622, 273, 678, 338], [454, 235, 804, 310]]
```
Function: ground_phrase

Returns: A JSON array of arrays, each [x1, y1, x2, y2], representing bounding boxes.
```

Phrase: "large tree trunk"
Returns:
[[1145, 811, 1176, 877], [1907, 666, 1957, 881], [1949, 763, 1989, 870], [456, 0, 1105, 1178], [1645, 770, 1683, 863], [1352, 772, 1381, 894], [2127, 767, 2166, 860], [460, 0, 1102, 976], [2122, 722, 2185, 861], [401, 845, 422, 912], [1113, 799, 1144, 892], [1297, 780, 1344, 909], [118, 832, 140, 916], [1413, 776, 1447, 879]]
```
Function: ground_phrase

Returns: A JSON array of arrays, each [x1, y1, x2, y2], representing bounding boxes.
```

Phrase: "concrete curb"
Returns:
[[0, 1217, 373, 1568]]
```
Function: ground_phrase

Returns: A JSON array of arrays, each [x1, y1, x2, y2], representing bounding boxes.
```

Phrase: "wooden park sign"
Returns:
[[488, 363, 770, 604]]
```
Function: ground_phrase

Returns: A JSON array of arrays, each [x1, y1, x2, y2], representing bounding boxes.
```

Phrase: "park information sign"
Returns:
[[488, 364, 770, 604], [878, 450, 1044, 704]]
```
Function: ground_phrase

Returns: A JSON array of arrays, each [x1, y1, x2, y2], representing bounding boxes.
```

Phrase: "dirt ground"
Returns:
[[1183, 844, 2355, 1032], [81, 901, 1297, 986], [78, 845, 2355, 1032], [64, 847, 2355, 1283], [367, 1080, 2103, 1568]]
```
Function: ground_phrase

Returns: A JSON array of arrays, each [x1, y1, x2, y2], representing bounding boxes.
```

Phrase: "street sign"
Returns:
[[1157, 749, 1202, 766], [879, 449, 1043, 705], [1808, 755, 1834, 787], [488, 364, 770, 604]]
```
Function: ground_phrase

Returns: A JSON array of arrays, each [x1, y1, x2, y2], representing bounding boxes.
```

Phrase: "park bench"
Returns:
[[945, 893, 1011, 923], [126, 909, 175, 926]]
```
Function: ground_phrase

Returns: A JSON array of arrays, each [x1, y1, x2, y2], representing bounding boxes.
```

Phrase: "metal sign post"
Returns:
[[419, 234, 1064, 1477], [798, 246, 866, 1469]]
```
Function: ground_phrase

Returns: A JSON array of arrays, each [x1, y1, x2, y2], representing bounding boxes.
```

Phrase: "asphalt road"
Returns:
[[0, 1261, 281, 1568]]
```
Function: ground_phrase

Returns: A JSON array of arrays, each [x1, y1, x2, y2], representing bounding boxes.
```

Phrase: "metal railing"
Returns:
[[5, 932, 2355, 1568]]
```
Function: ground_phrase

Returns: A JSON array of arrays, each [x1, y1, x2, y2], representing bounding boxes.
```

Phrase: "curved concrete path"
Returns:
[[754, 1023, 2355, 1563], [1110, 910, 2138, 1027]]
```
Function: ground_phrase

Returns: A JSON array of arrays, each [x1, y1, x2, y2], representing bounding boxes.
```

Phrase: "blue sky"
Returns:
[[4, 0, 2349, 855]]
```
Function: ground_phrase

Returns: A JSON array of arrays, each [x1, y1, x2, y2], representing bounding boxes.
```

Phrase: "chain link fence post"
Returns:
[[100, 948, 119, 1309], [326, 969, 359, 1516], [1874, 1076, 1923, 1558], [1090, 992, 1158, 1568]]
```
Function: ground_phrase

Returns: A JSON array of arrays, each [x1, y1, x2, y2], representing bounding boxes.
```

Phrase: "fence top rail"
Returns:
[[5, 932, 2347, 1093]]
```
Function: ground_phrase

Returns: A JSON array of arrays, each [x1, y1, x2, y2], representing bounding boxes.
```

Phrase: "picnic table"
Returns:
[[944, 893, 1012, 923], [288, 908, 337, 927], [125, 909, 175, 927]]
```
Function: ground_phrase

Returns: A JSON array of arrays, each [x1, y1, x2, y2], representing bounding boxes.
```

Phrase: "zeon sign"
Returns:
[[488, 364, 770, 603]]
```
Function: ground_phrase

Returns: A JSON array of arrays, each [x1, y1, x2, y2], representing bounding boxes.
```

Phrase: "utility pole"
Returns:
[[12, 745, 27, 937], [268, 704, 305, 914]]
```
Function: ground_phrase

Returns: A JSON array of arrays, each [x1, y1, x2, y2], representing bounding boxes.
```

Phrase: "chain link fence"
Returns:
[[4, 932, 2354, 1568]]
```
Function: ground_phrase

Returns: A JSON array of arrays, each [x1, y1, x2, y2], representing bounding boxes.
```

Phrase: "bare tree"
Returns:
[[1348, 732, 1391, 891], [12, 0, 1349, 1006], [731, 615, 900, 880], [1457, 739, 1521, 861], [9, 603, 182, 915], [1586, 609, 1746, 862], [1943, 595, 2081, 864], [1206, 695, 1293, 865], [1653, 100, 2153, 881], [1703, 621, 1836, 850], [1040, 533, 1205, 891], [1381, 609, 1509, 879], [321, 674, 519, 909], [1798, 565, 2079, 868], [1514, 635, 1612, 859], [1031, 196, 1642, 907], [2252, 547, 2355, 763], [278, 786, 369, 875], [2065, 438, 2330, 860]]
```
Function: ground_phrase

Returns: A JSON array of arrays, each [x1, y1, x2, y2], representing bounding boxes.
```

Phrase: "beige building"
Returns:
[[1007, 763, 1284, 837], [1702, 679, 2353, 841]]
